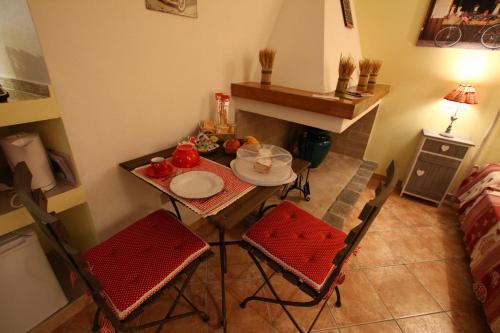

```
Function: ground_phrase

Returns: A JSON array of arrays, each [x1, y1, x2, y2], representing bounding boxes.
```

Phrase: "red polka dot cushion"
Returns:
[[243, 201, 347, 291], [84, 209, 210, 320]]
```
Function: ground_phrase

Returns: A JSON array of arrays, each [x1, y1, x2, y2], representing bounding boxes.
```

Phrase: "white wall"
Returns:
[[267, 0, 326, 92], [267, 0, 362, 93], [28, 0, 284, 239], [0, 0, 49, 83], [323, 0, 362, 92]]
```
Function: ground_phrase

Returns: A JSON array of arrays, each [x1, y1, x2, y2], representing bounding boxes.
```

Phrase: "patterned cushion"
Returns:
[[84, 210, 210, 320], [243, 201, 347, 291]]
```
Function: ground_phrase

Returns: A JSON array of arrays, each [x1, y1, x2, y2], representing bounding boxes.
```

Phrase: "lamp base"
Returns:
[[439, 132, 454, 138]]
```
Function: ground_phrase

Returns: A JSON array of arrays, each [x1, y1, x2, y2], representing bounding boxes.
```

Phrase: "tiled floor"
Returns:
[[46, 181, 492, 333]]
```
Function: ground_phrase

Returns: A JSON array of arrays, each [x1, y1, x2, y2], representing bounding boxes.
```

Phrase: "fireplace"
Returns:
[[232, 82, 389, 160], [232, 82, 390, 228]]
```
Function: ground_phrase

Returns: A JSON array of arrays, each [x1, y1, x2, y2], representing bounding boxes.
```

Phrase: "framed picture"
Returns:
[[145, 0, 197, 18], [340, 0, 354, 28], [417, 0, 500, 49]]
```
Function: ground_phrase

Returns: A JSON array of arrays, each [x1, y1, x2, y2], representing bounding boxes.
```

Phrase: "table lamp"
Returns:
[[440, 84, 478, 138]]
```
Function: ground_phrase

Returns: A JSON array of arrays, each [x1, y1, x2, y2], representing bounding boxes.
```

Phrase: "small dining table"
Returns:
[[120, 146, 310, 332]]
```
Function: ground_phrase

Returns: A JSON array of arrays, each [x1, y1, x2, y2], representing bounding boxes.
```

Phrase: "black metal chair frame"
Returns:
[[239, 161, 398, 333], [13, 162, 213, 333]]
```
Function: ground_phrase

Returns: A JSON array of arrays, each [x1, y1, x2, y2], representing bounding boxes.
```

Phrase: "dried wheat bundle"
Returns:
[[357, 58, 372, 90], [338, 55, 356, 79], [259, 48, 276, 70], [359, 58, 372, 76], [260, 48, 276, 85], [367, 59, 383, 90], [370, 60, 382, 75], [336, 55, 355, 93]]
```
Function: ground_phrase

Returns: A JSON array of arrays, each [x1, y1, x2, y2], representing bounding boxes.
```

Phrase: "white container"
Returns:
[[1, 132, 56, 191], [232, 144, 296, 186], [0, 227, 68, 333]]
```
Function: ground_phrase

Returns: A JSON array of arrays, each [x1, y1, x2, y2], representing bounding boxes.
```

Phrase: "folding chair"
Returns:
[[14, 162, 213, 332], [239, 161, 398, 333]]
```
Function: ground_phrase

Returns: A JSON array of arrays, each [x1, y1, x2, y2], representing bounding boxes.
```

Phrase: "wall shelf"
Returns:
[[0, 181, 86, 236], [0, 86, 60, 127], [0, 78, 95, 251]]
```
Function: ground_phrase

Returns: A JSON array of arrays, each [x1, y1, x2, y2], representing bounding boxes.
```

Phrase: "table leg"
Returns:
[[169, 197, 182, 221], [281, 167, 311, 201], [160, 194, 183, 221], [218, 226, 228, 332]]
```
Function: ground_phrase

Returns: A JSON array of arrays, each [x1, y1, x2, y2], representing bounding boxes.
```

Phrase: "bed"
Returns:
[[456, 164, 500, 333]]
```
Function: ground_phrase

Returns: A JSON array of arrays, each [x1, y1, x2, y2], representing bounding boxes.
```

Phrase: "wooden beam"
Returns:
[[231, 82, 390, 120]]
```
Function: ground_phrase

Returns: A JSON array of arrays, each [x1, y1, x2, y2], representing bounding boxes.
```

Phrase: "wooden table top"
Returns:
[[120, 147, 310, 230]]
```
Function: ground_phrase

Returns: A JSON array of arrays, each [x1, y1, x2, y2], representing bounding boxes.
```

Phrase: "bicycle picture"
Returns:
[[146, 0, 197, 18], [418, 0, 500, 50]]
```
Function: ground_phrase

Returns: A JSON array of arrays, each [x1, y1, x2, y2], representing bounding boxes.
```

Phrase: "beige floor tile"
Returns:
[[207, 258, 265, 282], [407, 259, 479, 310], [394, 201, 442, 229], [397, 312, 462, 333], [339, 321, 402, 333], [447, 308, 493, 333], [416, 226, 466, 259], [370, 208, 414, 231], [329, 270, 392, 326], [415, 204, 460, 227], [378, 228, 441, 263], [138, 283, 208, 333], [364, 266, 442, 318], [207, 280, 274, 333], [343, 253, 360, 270], [48, 324, 66, 333], [354, 231, 405, 268], [203, 228, 273, 284], [270, 302, 337, 333], [61, 304, 96, 333], [193, 260, 209, 285], [265, 278, 337, 332]]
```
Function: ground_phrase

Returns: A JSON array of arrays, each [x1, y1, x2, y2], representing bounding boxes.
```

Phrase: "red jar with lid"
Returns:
[[171, 143, 200, 168]]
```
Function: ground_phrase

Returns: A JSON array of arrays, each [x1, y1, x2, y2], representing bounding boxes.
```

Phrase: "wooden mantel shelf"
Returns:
[[231, 82, 390, 120]]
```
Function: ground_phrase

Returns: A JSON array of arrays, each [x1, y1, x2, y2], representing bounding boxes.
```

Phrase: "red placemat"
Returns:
[[132, 157, 256, 217]]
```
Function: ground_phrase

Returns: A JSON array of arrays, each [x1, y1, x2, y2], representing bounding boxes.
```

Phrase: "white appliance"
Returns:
[[0, 132, 56, 191], [0, 227, 68, 333]]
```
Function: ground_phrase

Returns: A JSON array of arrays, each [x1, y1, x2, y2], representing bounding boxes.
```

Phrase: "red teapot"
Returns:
[[171, 143, 200, 168]]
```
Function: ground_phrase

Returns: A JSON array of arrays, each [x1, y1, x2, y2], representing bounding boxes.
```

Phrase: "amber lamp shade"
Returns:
[[440, 84, 478, 138], [444, 84, 478, 105]]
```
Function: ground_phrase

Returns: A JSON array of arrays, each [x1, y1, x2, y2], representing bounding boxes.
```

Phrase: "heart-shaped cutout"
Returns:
[[416, 169, 425, 177], [441, 145, 450, 152]]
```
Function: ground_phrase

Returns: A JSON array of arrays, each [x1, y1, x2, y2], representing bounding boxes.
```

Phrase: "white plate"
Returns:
[[170, 171, 224, 199], [230, 160, 297, 186]]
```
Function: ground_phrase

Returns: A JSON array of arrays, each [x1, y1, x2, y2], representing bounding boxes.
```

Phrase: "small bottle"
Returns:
[[221, 95, 231, 125], [214, 93, 223, 126]]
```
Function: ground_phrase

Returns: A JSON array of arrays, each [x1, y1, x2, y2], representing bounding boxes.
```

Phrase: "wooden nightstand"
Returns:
[[401, 129, 474, 206]]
